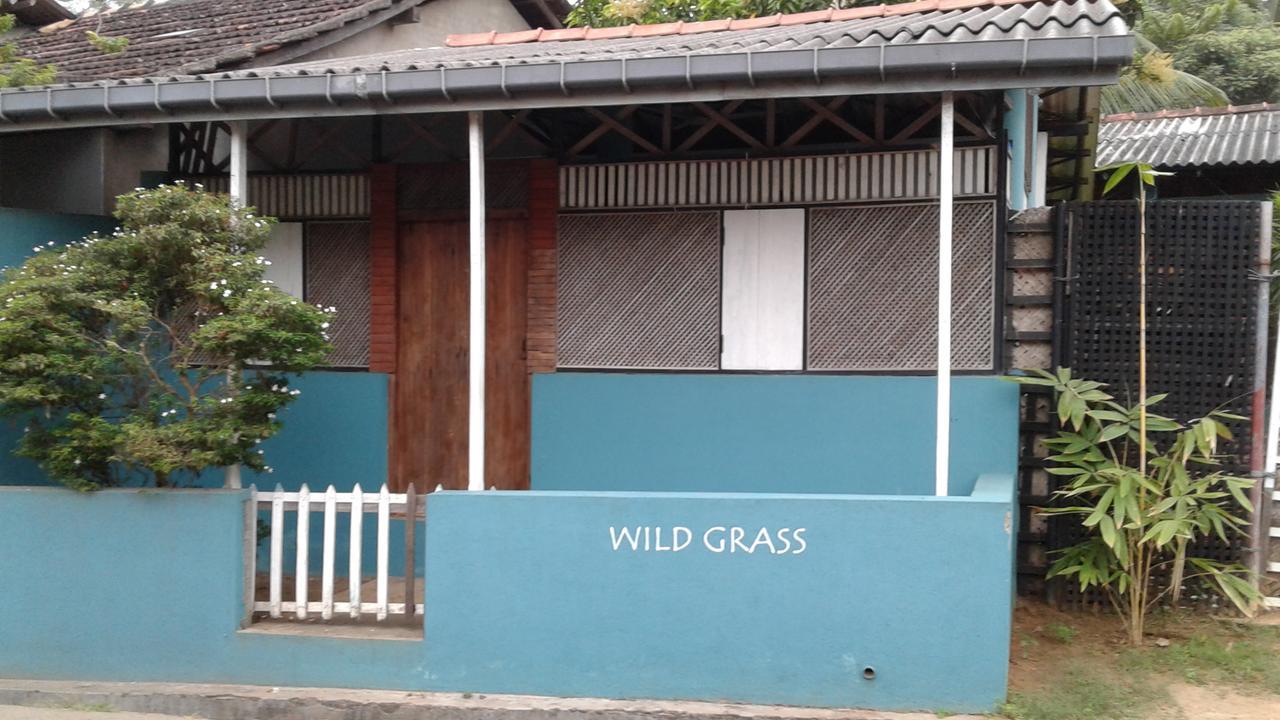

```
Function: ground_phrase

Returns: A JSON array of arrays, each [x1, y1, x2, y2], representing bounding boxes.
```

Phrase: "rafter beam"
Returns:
[[567, 105, 641, 158], [784, 97, 873, 147], [387, 115, 455, 162], [889, 101, 942, 144], [487, 109, 550, 154], [687, 101, 764, 150], [582, 106, 662, 155]]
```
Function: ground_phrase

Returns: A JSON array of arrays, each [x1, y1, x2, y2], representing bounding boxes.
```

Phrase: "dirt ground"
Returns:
[[1007, 600, 1280, 720]]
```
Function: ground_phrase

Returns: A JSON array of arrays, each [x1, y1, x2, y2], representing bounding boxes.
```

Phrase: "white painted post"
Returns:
[[243, 485, 258, 628], [268, 483, 284, 618], [348, 483, 364, 619], [295, 484, 310, 619], [321, 485, 337, 620], [935, 92, 955, 498], [376, 483, 391, 621], [225, 120, 249, 491], [467, 111, 486, 492]]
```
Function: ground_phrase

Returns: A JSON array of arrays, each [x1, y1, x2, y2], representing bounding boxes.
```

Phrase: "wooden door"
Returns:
[[393, 219, 529, 491]]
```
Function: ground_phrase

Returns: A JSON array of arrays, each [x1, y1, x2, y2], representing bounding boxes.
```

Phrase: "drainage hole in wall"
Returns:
[[862, 667, 876, 680]]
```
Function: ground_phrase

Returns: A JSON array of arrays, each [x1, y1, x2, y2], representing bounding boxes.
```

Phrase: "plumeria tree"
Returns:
[[0, 185, 332, 490]]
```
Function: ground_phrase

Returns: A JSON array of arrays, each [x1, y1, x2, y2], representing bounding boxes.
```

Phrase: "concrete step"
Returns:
[[1266, 596, 1280, 610], [0, 679, 976, 720], [1269, 561, 1280, 574]]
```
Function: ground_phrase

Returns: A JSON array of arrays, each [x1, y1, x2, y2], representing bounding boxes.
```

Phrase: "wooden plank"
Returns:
[[268, 484, 284, 619], [395, 219, 469, 491], [486, 218, 531, 490], [295, 484, 310, 619], [349, 483, 364, 619]]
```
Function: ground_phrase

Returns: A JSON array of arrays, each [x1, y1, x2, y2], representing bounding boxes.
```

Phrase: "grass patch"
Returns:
[[1002, 664, 1165, 720], [1121, 621, 1280, 693], [1045, 623, 1077, 645], [1004, 604, 1280, 720]]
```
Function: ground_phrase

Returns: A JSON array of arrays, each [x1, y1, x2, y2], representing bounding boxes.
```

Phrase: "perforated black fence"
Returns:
[[1054, 200, 1267, 600]]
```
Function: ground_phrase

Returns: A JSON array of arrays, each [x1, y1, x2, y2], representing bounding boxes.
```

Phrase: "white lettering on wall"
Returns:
[[610, 526, 807, 555]]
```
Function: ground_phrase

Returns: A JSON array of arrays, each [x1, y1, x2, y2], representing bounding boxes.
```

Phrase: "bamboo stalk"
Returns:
[[1138, 185, 1148, 477]]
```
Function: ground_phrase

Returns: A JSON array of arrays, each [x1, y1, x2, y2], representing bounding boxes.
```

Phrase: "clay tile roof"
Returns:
[[12, 0, 569, 82], [447, 0, 1050, 47]]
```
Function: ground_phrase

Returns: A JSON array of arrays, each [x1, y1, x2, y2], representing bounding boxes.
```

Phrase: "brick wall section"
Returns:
[[526, 159, 558, 374], [369, 164, 398, 373]]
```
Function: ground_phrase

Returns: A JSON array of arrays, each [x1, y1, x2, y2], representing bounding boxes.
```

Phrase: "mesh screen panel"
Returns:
[[557, 212, 721, 369], [306, 222, 371, 368], [807, 202, 996, 370]]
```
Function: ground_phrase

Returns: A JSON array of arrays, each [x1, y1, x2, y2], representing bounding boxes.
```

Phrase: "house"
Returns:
[[1097, 103, 1280, 198], [0, 0, 1134, 713], [0, 0, 569, 215]]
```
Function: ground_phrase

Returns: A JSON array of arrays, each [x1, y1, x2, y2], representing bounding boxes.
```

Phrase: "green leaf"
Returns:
[[1099, 517, 1117, 548], [1098, 423, 1129, 443], [1102, 163, 1136, 195]]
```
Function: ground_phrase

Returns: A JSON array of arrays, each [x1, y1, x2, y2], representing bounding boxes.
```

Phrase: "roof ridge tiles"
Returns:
[[446, 0, 1044, 47], [1103, 103, 1278, 123]]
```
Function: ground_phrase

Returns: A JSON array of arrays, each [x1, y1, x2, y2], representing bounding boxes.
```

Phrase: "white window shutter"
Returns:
[[262, 223, 304, 298], [721, 209, 806, 371]]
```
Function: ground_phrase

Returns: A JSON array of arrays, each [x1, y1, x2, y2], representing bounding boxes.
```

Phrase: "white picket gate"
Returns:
[[245, 483, 424, 623]]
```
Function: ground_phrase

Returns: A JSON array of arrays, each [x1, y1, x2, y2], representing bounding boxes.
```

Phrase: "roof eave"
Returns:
[[0, 34, 1134, 134]]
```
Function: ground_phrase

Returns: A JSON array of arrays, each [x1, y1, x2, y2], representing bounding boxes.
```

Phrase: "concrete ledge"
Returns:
[[0, 680, 981, 720]]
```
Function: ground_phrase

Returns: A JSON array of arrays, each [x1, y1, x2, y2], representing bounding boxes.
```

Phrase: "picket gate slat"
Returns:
[[376, 484, 390, 621], [321, 485, 337, 620], [269, 484, 284, 619], [349, 484, 364, 619], [295, 484, 311, 619], [250, 482, 421, 626]]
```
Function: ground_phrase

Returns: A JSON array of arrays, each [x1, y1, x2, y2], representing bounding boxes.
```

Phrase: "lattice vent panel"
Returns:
[[557, 212, 720, 369], [306, 222, 371, 368], [807, 201, 996, 370], [1061, 200, 1263, 571]]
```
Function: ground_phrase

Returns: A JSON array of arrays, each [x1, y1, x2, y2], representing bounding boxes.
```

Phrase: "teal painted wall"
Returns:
[[0, 208, 116, 486], [0, 207, 114, 269], [532, 374, 1019, 497], [0, 480, 1016, 712], [0, 487, 423, 690]]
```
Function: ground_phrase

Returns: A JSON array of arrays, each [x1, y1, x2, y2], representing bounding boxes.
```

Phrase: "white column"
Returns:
[[228, 120, 249, 206], [225, 120, 249, 490], [467, 111, 486, 492], [935, 92, 955, 497]]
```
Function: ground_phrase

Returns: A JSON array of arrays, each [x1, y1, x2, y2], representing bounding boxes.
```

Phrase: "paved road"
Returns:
[[0, 707, 201, 719]]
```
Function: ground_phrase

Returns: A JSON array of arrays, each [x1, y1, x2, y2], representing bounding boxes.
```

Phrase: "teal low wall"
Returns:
[[0, 480, 1015, 713], [532, 374, 1019, 496]]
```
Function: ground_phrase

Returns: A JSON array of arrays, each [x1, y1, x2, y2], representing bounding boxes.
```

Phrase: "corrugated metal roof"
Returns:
[[1097, 104, 1280, 168], [251, 0, 1128, 77], [0, 0, 1132, 133]]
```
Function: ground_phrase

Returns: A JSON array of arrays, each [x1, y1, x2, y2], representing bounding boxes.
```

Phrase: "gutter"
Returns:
[[0, 34, 1134, 133]]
